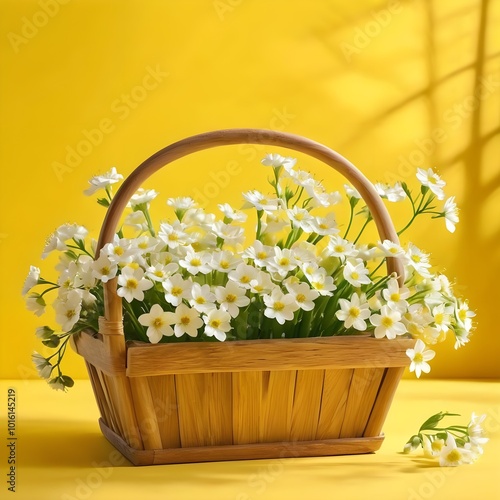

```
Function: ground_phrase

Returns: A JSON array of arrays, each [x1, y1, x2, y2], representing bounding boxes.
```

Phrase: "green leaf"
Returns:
[[97, 198, 110, 207], [42, 335, 60, 348]]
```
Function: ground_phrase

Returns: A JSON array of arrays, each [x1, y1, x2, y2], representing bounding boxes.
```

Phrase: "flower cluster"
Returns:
[[404, 411, 489, 466], [23, 154, 472, 390]]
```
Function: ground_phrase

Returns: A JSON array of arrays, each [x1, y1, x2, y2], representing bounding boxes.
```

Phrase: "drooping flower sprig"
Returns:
[[403, 411, 489, 466], [23, 155, 473, 390]]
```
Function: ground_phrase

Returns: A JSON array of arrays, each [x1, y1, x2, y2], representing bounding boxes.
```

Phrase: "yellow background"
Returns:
[[1, 0, 499, 382]]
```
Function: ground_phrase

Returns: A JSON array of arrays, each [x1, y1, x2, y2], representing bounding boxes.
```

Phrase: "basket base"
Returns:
[[98, 419, 385, 466]]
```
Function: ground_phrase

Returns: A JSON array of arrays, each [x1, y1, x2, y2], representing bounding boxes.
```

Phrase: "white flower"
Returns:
[[370, 305, 407, 339], [308, 213, 339, 236], [443, 196, 459, 233], [416, 168, 446, 200], [145, 262, 178, 282], [285, 281, 319, 311], [405, 244, 432, 278], [26, 293, 46, 316], [308, 271, 337, 296], [432, 303, 454, 333], [131, 235, 159, 254], [286, 206, 314, 231], [228, 263, 259, 289], [382, 278, 410, 313], [455, 300, 475, 332], [261, 153, 296, 170], [304, 180, 341, 208], [468, 413, 489, 455], [54, 289, 82, 332], [242, 190, 279, 213], [215, 280, 250, 318], [138, 304, 174, 343], [84, 167, 123, 196], [268, 247, 298, 277], [439, 433, 473, 466], [116, 267, 153, 303], [263, 288, 299, 325], [42, 224, 88, 259], [328, 236, 357, 258], [218, 203, 247, 223], [422, 434, 446, 458], [165, 303, 203, 338], [374, 182, 407, 202], [344, 183, 361, 199], [167, 197, 196, 210], [129, 188, 158, 208], [406, 339, 435, 378], [189, 283, 216, 313], [158, 221, 193, 248], [22, 266, 40, 295], [454, 327, 471, 349], [92, 254, 118, 283], [212, 221, 245, 246], [179, 248, 212, 275], [343, 260, 371, 287], [377, 239, 405, 258], [101, 237, 135, 265], [32, 352, 53, 379], [336, 293, 371, 331], [211, 250, 242, 273], [162, 274, 192, 306], [203, 308, 232, 341], [243, 241, 274, 268], [249, 271, 274, 294]]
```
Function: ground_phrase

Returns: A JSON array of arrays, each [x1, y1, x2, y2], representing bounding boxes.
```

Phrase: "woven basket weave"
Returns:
[[72, 129, 415, 466]]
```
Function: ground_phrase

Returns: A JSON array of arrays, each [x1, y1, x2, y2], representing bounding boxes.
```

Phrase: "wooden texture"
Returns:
[[99, 418, 385, 466], [126, 336, 416, 377], [232, 371, 262, 444]]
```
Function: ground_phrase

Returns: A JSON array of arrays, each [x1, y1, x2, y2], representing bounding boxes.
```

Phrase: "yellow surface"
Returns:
[[1, 0, 500, 379], [0, 378, 498, 499]]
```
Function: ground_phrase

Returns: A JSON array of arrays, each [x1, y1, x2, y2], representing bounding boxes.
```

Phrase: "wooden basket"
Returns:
[[72, 129, 415, 466]]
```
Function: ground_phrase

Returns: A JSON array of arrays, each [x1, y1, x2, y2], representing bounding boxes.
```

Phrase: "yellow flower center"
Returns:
[[334, 245, 344, 253], [190, 258, 202, 267], [220, 260, 229, 269], [171, 286, 183, 297], [279, 258, 290, 266], [296, 293, 306, 303], [226, 293, 237, 303], [180, 315, 190, 326], [382, 316, 394, 328], [66, 309, 76, 319], [100, 266, 110, 275], [434, 313, 444, 324], [429, 177, 437, 184], [196, 297, 205, 304], [351, 271, 359, 280], [349, 306, 360, 318], [168, 233, 178, 241], [411, 255, 421, 263], [413, 352, 424, 363], [153, 318, 164, 328], [126, 278, 138, 290], [319, 223, 328, 230], [210, 319, 221, 328], [139, 242, 148, 249], [274, 301, 285, 311], [240, 275, 250, 284], [114, 247, 124, 256], [431, 440, 444, 452], [389, 247, 398, 254], [458, 309, 467, 321], [257, 251, 267, 260], [312, 281, 323, 290], [446, 449, 462, 463], [390, 293, 400, 302], [128, 262, 139, 269], [154, 270, 164, 277]]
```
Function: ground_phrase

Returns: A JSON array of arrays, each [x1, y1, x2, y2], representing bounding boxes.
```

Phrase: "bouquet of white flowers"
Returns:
[[24, 149, 473, 392]]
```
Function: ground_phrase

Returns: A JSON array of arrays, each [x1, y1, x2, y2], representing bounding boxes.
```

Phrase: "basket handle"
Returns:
[[97, 129, 404, 323]]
